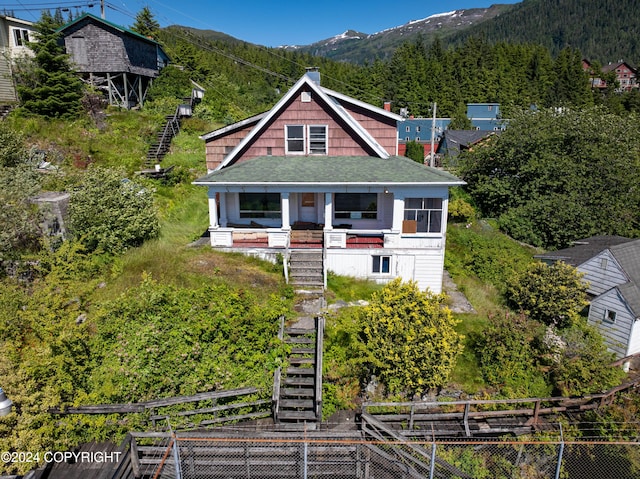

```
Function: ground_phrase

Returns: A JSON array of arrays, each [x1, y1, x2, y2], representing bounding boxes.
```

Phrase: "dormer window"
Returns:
[[285, 125, 327, 155]]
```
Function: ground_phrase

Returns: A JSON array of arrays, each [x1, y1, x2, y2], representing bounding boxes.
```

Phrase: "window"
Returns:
[[372, 255, 391, 274], [405, 126, 410, 132], [404, 198, 443, 233], [285, 125, 327, 155], [416, 126, 421, 132], [239, 193, 280, 218], [601, 258, 608, 270], [285, 125, 304, 154], [13, 28, 29, 47], [308, 125, 327, 154], [335, 193, 377, 219], [604, 309, 617, 323]]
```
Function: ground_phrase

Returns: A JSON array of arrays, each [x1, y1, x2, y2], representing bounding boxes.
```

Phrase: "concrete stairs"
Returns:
[[289, 250, 324, 289]]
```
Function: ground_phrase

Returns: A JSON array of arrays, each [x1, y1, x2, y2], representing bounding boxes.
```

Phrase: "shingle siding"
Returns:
[[62, 18, 160, 77]]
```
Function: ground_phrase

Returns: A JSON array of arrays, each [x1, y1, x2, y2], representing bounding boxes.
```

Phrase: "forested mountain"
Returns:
[[274, 0, 639, 66], [280, 5, 513, 64], [449, 0, 640, 64]]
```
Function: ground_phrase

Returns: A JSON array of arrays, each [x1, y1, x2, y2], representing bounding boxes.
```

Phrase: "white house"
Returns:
[[537, 236, 640, 359], [194, 71, 464, 292], [0, 15, 35, 103]]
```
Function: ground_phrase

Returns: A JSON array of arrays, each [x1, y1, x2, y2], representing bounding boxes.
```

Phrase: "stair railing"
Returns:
[[314, 315, 324, 422], [272, 315, 285, 423], [150, 105, 182, 161]]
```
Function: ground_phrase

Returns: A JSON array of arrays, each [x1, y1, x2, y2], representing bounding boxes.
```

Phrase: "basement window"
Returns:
[[372, 255, 391, 274]]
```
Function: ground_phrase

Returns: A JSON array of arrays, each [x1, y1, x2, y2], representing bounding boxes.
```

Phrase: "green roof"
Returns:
[[194, 155, 463, 186], [57, 13, 163, 47]]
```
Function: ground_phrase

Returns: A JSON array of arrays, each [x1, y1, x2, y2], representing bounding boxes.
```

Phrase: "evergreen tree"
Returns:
[[404, 141, 425, 164], [16, 11, 83, 119], [132, 6, 160, 40], [448, 102, 473, 130]]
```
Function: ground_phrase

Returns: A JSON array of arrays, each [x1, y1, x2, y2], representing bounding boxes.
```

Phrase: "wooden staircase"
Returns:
[[143, 96, 195, 171], [274, 316, 324, 429], [289, 249, 324, 289]]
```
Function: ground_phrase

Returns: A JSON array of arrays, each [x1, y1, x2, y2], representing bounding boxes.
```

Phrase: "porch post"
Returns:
[[208, 188, 219, 228], [324, 193, 333, 230], [281, 193, 291, 230], [392, 194, 404, 232], [219, 193, 228, 227]]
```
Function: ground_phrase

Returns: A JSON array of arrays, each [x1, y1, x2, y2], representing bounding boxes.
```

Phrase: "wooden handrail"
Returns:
[[50, 387, 260, 414], [314, 315, 324, 422]]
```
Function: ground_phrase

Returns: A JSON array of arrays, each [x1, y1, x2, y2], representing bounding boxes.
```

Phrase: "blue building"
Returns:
[[398, 103, 505, 143]]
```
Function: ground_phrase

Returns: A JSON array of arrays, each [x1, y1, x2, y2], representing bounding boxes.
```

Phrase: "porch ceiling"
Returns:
[[194, 155, 464, 186]]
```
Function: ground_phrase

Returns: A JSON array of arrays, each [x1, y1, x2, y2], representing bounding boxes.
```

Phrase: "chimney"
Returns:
[[383, 101, 391, 112], [305, 67, 321, 85]]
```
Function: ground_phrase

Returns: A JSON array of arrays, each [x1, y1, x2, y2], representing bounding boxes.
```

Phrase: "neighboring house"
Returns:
[[602, 61, 637, 91], [583, 59, 638, 92], [0, 15, 35, 104], [57, 13, 169, 109], [398, 103, 505, 162], [194, 70, 464, 293], [435, 130, 496, 159], [536, 236, 640, 360]]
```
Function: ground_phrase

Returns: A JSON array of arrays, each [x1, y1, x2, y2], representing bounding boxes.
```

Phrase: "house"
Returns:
[[602, 61, 637, 92], [536, 236, 640, 360], [0, 15, 35, 104], [435, 130, 496, 159], [194, 70, 464, 293], [57, 13, 169, 109], [583, 59, 638, 92], [398, 103, 505, 163]]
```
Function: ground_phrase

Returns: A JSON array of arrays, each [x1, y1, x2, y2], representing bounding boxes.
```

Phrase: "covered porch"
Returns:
[[205, 189, 396, 250]]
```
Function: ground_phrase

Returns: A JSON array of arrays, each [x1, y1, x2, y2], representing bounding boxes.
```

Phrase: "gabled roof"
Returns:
[[209, 73, 404, 170], [199, 113, 266, 142], [437, 130, 495, 156], [535, 235, 633, 266], [194, 155, 464, 187], [602, 61, 637, 73], [610, 240, 640, 317], [57, 13, 165, 49]]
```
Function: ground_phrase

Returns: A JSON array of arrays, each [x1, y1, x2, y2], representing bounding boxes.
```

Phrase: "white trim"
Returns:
[[215, 74, 392, 170]]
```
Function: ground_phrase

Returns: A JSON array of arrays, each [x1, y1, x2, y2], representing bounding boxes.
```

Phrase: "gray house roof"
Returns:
[[194, 155, 464, 187], [610, 240, 640, 317], [537, 236, 640, 318], [535, 235, 633, 266]]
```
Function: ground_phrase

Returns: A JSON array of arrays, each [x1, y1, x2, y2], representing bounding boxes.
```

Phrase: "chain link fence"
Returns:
[[140, 436, 640, 479]]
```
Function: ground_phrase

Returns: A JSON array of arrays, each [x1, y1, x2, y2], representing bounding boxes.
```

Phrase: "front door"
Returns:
[[299, 192, 317, 223]]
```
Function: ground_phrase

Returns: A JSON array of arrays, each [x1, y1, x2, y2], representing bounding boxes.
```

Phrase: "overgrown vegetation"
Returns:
[[458, 107, 640, 249]]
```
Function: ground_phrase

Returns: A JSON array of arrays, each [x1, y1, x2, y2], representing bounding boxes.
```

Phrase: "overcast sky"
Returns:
[[6, 0, 521, 47]]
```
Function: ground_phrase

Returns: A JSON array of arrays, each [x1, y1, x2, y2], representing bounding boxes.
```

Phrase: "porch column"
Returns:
[[219, 192, 228, 227], [281, 193, 291, 230], [392, 194, 405, 232], [324, 193, 333, 230], [208, 188, 219, 228]]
